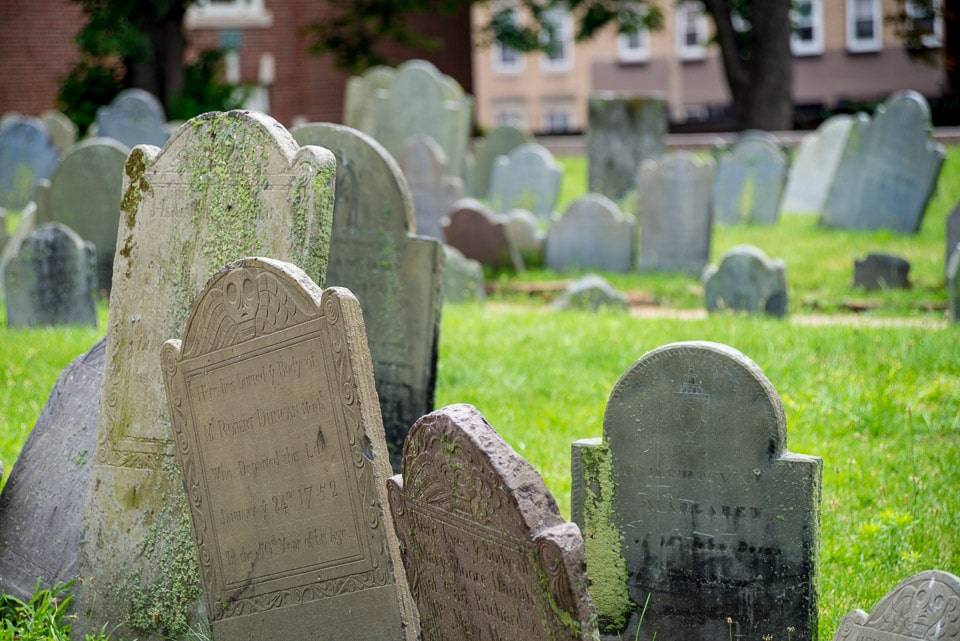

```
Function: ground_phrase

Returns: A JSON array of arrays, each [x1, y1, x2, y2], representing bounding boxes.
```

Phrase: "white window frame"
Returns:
[[492, 8, 526, 75], [618, 27, 650, 63], [185, 0, 273, 29], [540, 103, 576, 133], [676, 2, 708, 61], [845, 0, 882, 52], [791, 0, 824, 56], [493, 102, 528, 130], [906, 0, 943, 48], [540, 7, 574, 73]]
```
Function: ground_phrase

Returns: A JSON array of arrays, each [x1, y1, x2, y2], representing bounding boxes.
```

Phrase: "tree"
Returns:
[[304, 0, 796, 131], [888, 0, 958, 99]]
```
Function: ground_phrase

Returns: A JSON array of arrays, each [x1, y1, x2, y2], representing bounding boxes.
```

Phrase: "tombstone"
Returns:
[[504, 209, 544, 267], [703, 245, 788, 317], [0, 208, 6, 252], [572, 341, 822, 641], [0, 202, 36, 269], [466, 124, 531, 198], [443, 198, 523, 271], [396, 135, 465, 241], [3, 223, 97, 327], [0, 117, 60, 210], [854, 253, 911, 291], [545, 194, 633, 273], [779, 115, 853, 216], [946, 202, 960, 278], [712, 133, 787, 226], [387, 404, 598, 641], [94, 88, 170, 149], [40, 109, 78, 154], [488, 143, 563, 222], [832, 570, 960, 641], [637, 151, 715, 275], [821, 91, 945, 234], [76, 110, 336, 641], [587, 92, 667, 201], [441, 244, 485, 303], [551, 274, 628, 313], [343, 65, 396, 133], [34, 137, 130, 293], [291, 122, 444, 473], [0, 337, 104, 604], [160, 257, 416, 641], [948, 246, 960, 323]]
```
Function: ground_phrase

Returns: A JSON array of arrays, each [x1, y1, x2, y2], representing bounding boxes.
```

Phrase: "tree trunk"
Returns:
[[126, 5, 188, 114], [944, 1, 960, 97]]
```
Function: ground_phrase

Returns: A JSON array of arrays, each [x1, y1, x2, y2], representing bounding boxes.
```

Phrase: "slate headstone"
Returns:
[[40, 109, 78, 154], [587, 92, 667, 201], [441, 244, 485, 303], [504, 208, 544, 267], [572, 341, 822, 641], [637, 151, 714, 275], [396, 135, 465, 241], [551, 274, 628, 312], [488, 143, 563, 222], [821, 91, 945, 233], [343, 65, 396, 133], [160, 257, 417, 641], [0, 337, 105, 603], [712, 133, 787, 226], [948, 246, 960, 323], [3, 223, 97, 327], [291, 122, 444, 472], [76, 110, 336, 641], [947, 201, 960, 278], [703, 245, 788, 317], [0, 117, 60, 210], [779, 115, 853, 216], [94, 88, 170, 149], [854, 253, 911, 291], [442, 198, 523, 271], [467, 124, 530, 198], [387, 403, 598, 641], [545, 194, 633, 273]]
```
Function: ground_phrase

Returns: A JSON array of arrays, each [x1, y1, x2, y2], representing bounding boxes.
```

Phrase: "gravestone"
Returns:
[[587, 92, 667, 201], [40, 109, 78, 154], [703, 245, 788, 317], [821, 91, 945, 233], [551, 274, 628, 312], [572, 341, 822, 641], [504, 209, 544, 267], [0, 117, 60, 210], [637, 151, 715, 275], [3, 223, 97, 327], [832, 570, 960, 641], [160, 257, 416, 641], [95, 88, 170, 149], [343, 65, 396, 133], [396, 135, 465, 240], [443, 198, 523, 271], [76, 110, 337, 641], [948, 247, 960, 323], [467, 124, 530, 198], [488, 143, 563, 222], [291, 122, 444, 472], [854, 253, 911, 290], [712, 133, 788, 226], [441, 244, 485, 303], [545, 194, 633, 273], [946, 202, 960, 278], [35, 137, 130, 292], [779, 115, 853, 216], [387, 403, 598, 641], [0, 337, 104, 604], [0, 202, 36, 268]]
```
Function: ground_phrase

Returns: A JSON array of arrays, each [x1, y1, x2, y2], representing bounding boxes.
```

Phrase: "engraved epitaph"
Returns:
[[388, 404, 597, 641], [161, 258, 415, 641]]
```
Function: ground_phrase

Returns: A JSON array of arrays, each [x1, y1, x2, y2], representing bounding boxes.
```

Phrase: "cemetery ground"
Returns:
[[0, 149, 958, 641]]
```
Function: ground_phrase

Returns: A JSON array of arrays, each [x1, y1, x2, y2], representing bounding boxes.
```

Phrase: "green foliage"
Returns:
[[57, 61, 124, 135], [0, 580, 111, 641], [166, 50, 249, 122]]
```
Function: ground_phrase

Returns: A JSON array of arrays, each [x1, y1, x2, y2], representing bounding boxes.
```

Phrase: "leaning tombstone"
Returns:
[[75, 110, 336, 641], [702, 245, 788, 317], [947, 201, 960, 278], [3, 223, 97, 328], [40, 109, 78, 154], [441, 244, 485, 303], [551, 274, 628, 313], [821, 91, 945, 233], [291, 122, 444, 472], [467, 124, 530, 198], [0, 338, 104, 603], [712, 132, 788, 226], [396, 135, 465, 240], [388, 403, 598, 641], [572, 341, 822, 641], [0, 117, 60, 211], [545, 194, 633, 273], [587, 92, 667, 201], [831, 570, 960, 641], [779, 115, 852, 216], [161, 257, 417, 641], [443, 198, 523, 271], [853, 253, 911, 291], [95, 88, 170, 149], [488, 143, 563, 222], [948, 246, 960, 323], [637, 151, 714, 275]]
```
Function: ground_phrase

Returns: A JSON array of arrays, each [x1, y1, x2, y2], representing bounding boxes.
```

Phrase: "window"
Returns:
[[185, 0, 273, 29], [676, 2, 708, 61], [791, 0, 824, 56], [493, 101, 528, 130], [618, 26, 650, 63], [846, 0, 882, 52], [541, 103, 575, 133], [493, 8, 525, 74], [906, 0, 943, 48], [541, 8, 574, 72]]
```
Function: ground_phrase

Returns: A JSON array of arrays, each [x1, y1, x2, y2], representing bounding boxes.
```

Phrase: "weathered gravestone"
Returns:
[[571, 341, 822, 641], [0, 117, 60, 210], [948, 247, 960, 323], [488, 143, 563, 222], [545, 194, 634, 273], [504, 209, 544, 267], [551, 274, 628, 313], [821, 91, 945, 233], [95, 88, 170, 149], [396, 135, 465, 241], [947, 202, 960, 278], [0, 337, 104, 603], [0, 202, 36, 268], [160, 257, 417, 641], [587, 92, 667, 201], [443, 198, 523, 271], [40, 109, 78, 154], [831, 570, 960, 641], [637, 151, 715, 275], [388, 403, 598, 641], [34, 137, 130, 293], [441, 244, 485, 303], [467, 124, 530, 198], [3, 223, 97, 327], [703, 245, 788, 317], [779, 115, 853, 216], [712, 132, 788, 226], [854, 253, 911, 291], [76, 110, 336, 641], [291, 122, 444, 472], [343, 65, 396, 134]]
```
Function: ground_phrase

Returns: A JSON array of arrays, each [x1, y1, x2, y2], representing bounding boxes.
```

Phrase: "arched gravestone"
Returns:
[[442, 198, 523, 271], [466, 124, 530, 199], [160, 258, 416, 641], [40, 109, 78, 154], [712, 133, 788, 226], [703, 245, 788, 318], [545, 193, 634, 273], [821, 91, 945, 234], [291, 122, 444, 473], [396, 135, 464, 241], [343, 65, 396, 133], [76, 110, 336, 641], [95, 88, 170, 149], [0, 117, 60, 210], [489, 143, 563, 222], [779, 115, 852, 216]]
